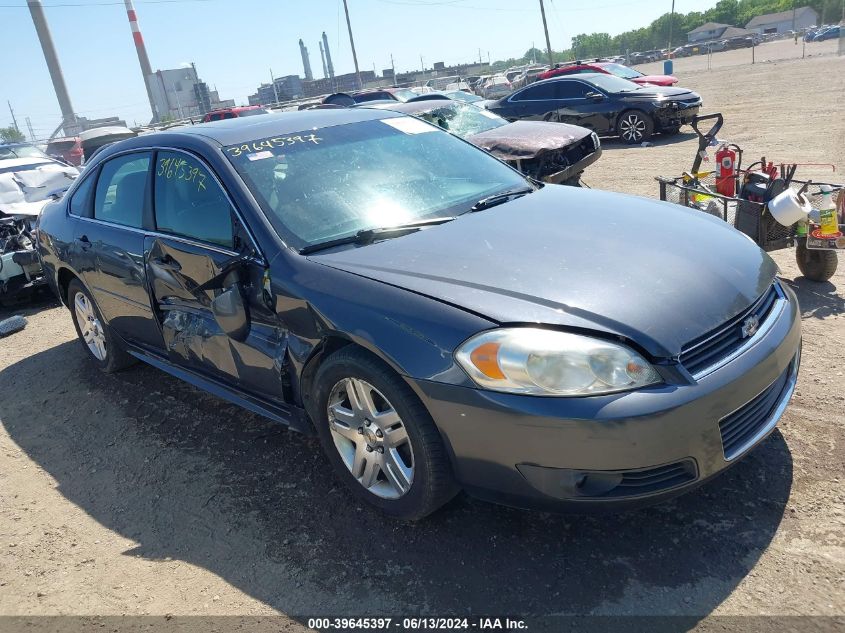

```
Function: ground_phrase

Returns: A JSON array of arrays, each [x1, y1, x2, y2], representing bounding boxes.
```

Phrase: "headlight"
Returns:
[[455, 328, 661, 396], [651, 100, 670, 108]]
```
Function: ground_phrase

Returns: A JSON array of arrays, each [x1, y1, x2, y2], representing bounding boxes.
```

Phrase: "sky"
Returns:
[[1, 0, 719, 138]]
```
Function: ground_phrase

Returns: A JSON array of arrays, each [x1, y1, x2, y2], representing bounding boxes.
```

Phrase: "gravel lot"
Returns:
[[1, 38, 843, 629]]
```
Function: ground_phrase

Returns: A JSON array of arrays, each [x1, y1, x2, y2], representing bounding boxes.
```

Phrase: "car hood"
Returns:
[[467, 121, 592, 161], [622, 86, 697, 100], [632, 75, 677, 86], [308, 186, 776, 358], [0, 161, 78, 218]]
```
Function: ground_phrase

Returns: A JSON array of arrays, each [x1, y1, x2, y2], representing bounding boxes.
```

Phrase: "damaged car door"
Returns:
[[144, 149, 286, 400]]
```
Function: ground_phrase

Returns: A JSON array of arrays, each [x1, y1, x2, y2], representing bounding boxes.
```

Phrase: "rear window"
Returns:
[[94, 153, 151, 228], [237, 108, 269, 117], [47, 140, 77, 152]]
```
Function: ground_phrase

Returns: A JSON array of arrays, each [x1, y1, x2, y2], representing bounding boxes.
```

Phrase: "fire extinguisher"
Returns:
[[715, 144, 741, 197]]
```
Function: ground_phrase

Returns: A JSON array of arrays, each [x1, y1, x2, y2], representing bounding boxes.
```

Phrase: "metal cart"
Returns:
[[657, 114, 843, 282]]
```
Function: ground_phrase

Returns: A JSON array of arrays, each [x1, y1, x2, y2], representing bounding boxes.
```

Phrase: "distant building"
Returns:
[[687, 22, 733, 42], [148, 64, 234, 120], [248, 75, 304, 106], [746, 6, 819, 34], [303, 70, 377, 97]]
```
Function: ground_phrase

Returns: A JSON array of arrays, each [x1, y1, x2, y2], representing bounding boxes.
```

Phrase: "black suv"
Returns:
[[486, 73, 701, 143]]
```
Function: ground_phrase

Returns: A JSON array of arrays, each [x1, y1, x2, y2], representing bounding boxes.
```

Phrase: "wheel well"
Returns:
[[617, 107, 647, 123], [56, 268, 78, 305], [298, 336, 353, 421]]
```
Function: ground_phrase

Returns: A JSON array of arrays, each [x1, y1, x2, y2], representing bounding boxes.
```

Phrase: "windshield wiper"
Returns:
[[299, 216, 456, 254], [470, 186, 535, 212]]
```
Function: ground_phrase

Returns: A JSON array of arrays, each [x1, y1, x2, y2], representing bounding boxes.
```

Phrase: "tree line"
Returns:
[[492, 0, 841, 69]]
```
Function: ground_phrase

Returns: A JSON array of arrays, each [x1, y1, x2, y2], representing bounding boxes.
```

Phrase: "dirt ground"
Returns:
[[1, 39, 843, 630]]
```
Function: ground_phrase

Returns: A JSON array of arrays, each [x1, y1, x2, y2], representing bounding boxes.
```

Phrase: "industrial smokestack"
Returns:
[[123, 0, 158, 122], [26, 0, 78, 136], [322, 31, 335, 78], [299, 39, 313, 81], [319, 41, 328, 79]]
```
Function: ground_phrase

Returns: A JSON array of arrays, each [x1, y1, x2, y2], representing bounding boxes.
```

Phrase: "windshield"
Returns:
[[225, 117, 526, 250], [0, 144, 49, 160], [445, 90, 482, 103], [584, 74, 642, 93], [600, 63, 642, 80], [415, 102, 506, 137]]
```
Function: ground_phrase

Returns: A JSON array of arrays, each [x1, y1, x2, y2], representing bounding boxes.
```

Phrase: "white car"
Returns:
[[482, 75, 513, 99]]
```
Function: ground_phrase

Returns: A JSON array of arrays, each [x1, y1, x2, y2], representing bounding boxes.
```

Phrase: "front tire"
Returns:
[[796, 238, 838, 282], [67, 279, 134, 372], [312, 347, 457, 520], [617, 110, 654, 144]]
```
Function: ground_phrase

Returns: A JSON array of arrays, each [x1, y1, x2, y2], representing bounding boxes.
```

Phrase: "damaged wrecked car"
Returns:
[[1, 144, 78, 303], [367, 100, 600, 186], [37, 110, 801, 519]]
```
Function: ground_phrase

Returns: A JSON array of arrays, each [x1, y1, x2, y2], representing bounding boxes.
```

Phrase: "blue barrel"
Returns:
[[664, 59, 674, 75]]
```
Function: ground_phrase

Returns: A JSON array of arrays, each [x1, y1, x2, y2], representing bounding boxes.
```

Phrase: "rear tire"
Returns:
[[617, 110, 654, 144], [67, 279, 135, 372], [312, 347, 458, 520], [796, 238, 838, 282]]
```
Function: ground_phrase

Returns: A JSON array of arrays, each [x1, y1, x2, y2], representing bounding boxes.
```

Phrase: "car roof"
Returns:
[[149, 108, 403, 146], [532, 72, 606, 86]]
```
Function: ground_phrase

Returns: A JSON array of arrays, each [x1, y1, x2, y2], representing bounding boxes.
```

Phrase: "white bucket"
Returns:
[[768, 188, 812, 226]]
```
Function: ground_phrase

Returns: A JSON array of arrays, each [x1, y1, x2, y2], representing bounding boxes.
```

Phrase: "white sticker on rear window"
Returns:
[[247, 150, 273, 161], [381, 117, 436, 134]]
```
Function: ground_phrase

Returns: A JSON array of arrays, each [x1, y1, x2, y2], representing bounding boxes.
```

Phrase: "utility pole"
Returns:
[[668, 0, 676, 54], [7, 101, 19, 133], [791, 0, 797, 32], [539, 0, 554, 68], [26, 0, 78, 135], [390, 53, 396, 83], [342, 0, 362, 89], [420, 54, 424, 71], [270, 69, 280, 104], [25, 117, 36, 141]]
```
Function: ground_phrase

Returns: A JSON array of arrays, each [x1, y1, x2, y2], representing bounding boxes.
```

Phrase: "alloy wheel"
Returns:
[[327, 377, 414, 499], [620, 114, 647, 142], [74, 291, 107, 361]]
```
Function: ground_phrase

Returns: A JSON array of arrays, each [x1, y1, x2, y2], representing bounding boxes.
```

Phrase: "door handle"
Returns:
[[76, 235, 91, 251], [151, 255, 182, 272]]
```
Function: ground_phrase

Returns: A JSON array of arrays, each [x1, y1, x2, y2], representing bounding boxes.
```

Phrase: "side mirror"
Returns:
[[211, 283, 250, 342], [585, 91, 604, 101]]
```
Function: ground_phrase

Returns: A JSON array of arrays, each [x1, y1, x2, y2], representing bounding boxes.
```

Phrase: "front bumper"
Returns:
[[410, 282, 801, 511], [655, 105, 701, 129], [542, 147, 602, 185], [0, 250, 46, 302]]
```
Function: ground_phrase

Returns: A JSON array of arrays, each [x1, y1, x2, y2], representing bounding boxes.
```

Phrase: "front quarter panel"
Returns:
[[270, 252, 496, 397]]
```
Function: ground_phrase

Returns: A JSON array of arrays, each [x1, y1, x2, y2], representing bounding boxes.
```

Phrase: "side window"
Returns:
[[154, 150, 235, 249], [513, 82, 559, 101], [223, 112, 236, 119], [557, 81, 591, 99], [69, 173, 95, 216], [94, 153, 151, 228]]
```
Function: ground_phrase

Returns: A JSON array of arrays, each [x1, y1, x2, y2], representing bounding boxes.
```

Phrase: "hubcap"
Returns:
[[620, 114, 646, 142], [74, 291, 107, 361], [327, 377, 414, 499]]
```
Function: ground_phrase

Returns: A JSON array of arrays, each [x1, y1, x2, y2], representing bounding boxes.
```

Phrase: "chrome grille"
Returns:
[[680, 283, 782, 377]]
